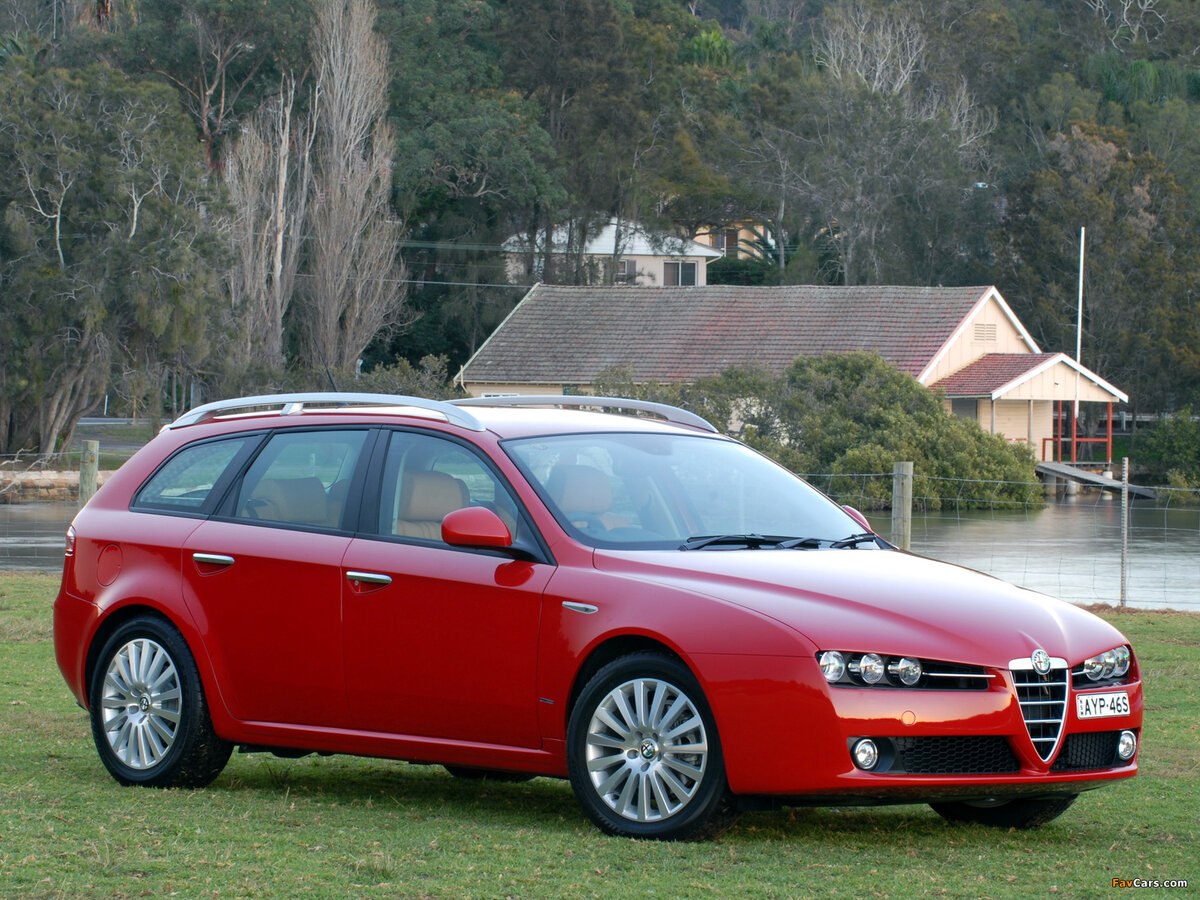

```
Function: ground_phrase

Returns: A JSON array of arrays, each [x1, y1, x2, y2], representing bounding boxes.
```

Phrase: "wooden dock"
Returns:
[[1036, 461, 1157, 499]]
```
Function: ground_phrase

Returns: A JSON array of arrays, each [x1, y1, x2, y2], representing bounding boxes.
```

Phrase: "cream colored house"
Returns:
[[457, 284, 1126, 461], [693, 222, 769, 260], [504, 219, 723, 287]]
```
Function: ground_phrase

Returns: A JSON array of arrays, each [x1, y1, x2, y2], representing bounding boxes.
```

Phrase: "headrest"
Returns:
[[548, 464, 612, 515], [398, 471, 469, 522], [251, 476, 327, 524]]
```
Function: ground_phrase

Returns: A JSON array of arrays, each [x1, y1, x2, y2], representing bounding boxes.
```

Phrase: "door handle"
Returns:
[[192, 552, 235, 567], [346, 570, 392, 586]]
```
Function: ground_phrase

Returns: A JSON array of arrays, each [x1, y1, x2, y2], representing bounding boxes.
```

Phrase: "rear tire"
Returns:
[[930, 795, 1078, 829], [567, 652, 737, 840], [89, 616, 232, 788]]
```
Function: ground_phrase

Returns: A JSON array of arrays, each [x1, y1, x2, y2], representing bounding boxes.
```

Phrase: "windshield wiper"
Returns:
[[830, 532, 879, 549], [681, 533, 780, 551], [680, 533, 872, 551], [775, 537, 823, 549]]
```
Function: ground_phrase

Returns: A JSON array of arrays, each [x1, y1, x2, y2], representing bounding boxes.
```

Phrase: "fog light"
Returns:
[[858, 653, 885, 684], [1117, 730, 1137, 761], [853, 739, 879, 770], [819, 651, 846, 683]]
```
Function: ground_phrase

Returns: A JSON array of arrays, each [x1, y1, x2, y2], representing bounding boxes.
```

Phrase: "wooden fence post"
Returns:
[[891, 461, 913, 551], [79, 440, 99, 507]]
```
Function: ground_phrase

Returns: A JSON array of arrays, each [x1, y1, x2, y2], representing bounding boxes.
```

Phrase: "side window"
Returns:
[[134, 436, 256, 513], [377, 432, 521, 543], [235, 429, 367, 528]]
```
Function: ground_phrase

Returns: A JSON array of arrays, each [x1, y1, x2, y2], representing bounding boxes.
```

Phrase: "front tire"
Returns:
[[89, 616, 232, 788], [930, 795, 1078, 829], [567, 652, 736, 840]]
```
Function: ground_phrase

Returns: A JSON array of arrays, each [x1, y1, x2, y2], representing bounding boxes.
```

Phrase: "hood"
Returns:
[[593, 547, 1127, 668]]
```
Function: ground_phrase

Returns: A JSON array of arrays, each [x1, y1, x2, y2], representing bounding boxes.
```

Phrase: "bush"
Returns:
[[1139, 409, 1200, 484], [592, 353, 1042, 509]]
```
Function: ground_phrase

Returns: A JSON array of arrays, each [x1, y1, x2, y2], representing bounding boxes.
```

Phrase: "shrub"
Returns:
[[592, 353, 1042, 509]]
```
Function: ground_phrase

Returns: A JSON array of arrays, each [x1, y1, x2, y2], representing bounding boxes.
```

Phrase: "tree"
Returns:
[[794, 2, 996, 285], [0, 59, 223, 450], [295, 0, 410, 375], [123, 0, 313, 166], [372, 0, 559, 370], [223, 76, 313, 376], [996, 121, 1200, 415]]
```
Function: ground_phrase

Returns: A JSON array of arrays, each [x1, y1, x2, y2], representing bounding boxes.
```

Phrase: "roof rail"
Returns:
[[451, 395, 718, 433], [167, 392, 485, 431]]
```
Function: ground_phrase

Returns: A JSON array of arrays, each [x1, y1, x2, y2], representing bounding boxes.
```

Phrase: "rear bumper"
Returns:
[[53, 587, 98, 708]]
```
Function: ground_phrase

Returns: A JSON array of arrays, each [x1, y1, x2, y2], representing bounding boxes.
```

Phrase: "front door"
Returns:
[[341, 430, 551, 748]]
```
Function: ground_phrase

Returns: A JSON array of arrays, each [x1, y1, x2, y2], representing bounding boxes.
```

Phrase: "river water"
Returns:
[[3, 496, 1196, 612]]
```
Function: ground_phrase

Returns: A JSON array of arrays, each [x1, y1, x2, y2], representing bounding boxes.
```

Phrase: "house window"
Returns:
[[951, 398, 979, 420], [664, 261, 696, 286], [709, 230, 740, 258], [614, 259, 634, 284]]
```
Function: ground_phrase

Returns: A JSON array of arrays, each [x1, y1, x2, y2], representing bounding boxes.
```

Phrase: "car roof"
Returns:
[[162, 393, 720, 442]]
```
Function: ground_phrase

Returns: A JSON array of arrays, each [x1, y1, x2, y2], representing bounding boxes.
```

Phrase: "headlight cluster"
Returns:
[[1081, 645, 1131, 681], [819, 650, 923, 687]]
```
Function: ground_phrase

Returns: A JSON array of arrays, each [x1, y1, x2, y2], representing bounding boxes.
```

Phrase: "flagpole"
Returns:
[[1074, 227, 1085, 462]]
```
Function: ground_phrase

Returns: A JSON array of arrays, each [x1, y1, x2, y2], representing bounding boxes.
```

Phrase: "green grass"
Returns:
[[2, 574, 1196, 899]]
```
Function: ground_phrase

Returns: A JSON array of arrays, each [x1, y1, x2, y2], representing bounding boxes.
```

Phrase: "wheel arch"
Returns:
[[83, 602, 224, 728], [567, 634, 686, 719]]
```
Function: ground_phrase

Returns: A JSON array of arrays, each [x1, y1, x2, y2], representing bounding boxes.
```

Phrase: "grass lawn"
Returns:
[[2, 572, 1196, 899]]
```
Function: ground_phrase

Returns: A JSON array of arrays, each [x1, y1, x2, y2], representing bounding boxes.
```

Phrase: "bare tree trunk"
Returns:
[[224, 76, 312, 373], [301, 0, 410, 374]]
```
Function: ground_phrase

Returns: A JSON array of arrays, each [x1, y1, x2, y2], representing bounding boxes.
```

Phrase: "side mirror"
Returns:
[[842, 505, 874, 533], [442, 506, 513, 549]]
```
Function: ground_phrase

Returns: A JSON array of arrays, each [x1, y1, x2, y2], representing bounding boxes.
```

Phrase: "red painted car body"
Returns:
[[54, 394, 1141, 839]]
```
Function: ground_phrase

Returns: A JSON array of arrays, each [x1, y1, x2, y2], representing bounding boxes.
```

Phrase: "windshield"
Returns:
[[504, 432, 868, 549]]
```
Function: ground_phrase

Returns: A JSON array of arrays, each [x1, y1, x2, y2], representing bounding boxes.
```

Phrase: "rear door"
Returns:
[[181, 427, 371, 727]]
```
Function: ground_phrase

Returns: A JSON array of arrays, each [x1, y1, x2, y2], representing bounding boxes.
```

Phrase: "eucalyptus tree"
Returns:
[[373, 0, 559, 367], [788, 1, 996, 285], [0, 59, 224, 451], [996, 121, 1200, 413], [497, 0, 706, 284], [122, 0, 313, 166]]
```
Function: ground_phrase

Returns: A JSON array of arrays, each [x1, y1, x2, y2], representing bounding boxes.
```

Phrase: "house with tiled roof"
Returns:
[[457, 284, 1127, 462]]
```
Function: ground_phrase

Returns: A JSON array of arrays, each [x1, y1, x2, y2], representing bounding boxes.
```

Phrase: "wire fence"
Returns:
[[803, 472, 1200, 612], [3, 456, 1197, 612]]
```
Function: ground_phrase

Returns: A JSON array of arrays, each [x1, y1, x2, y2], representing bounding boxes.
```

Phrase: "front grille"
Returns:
[[920, 661, 992, 691], [1012, 666, 1068, 761], [1052, 731, 1125, 772], [891, 736, 1020, 774]]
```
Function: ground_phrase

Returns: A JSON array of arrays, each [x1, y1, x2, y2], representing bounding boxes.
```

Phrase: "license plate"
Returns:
[[1076, 691, 1130, 719]]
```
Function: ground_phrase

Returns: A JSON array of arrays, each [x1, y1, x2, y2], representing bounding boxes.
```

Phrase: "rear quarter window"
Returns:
[[133, 436, 258, 513]]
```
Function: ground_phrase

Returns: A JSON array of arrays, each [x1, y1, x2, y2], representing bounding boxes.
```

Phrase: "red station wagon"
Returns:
[[54, 393, 1142, 839]]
